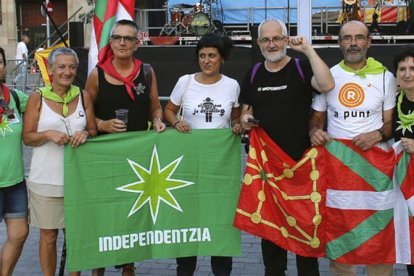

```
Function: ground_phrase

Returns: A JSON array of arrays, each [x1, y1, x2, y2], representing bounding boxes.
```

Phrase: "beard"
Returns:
[[341, 46, 368, 64], [261, 46, 287, 63]]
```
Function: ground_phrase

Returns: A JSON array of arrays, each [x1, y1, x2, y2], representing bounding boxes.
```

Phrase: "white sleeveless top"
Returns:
[[28, 96, 86, 197]]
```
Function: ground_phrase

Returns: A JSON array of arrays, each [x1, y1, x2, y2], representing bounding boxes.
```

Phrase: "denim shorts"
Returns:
[[0, 180, 28, 223]]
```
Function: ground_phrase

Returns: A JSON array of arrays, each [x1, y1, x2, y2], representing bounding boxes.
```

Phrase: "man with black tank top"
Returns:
[[239, 18, 334, 276], [85, 19, 166, 276]]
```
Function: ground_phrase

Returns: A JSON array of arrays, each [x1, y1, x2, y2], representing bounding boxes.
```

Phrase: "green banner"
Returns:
[[64, 129, 242, 271]]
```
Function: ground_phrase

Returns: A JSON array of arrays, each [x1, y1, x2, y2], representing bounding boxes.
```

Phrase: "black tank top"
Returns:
[[95, 64, 150, 132]]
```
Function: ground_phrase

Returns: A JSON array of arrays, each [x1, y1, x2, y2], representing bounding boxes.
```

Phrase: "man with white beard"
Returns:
[[239, 18, 334, 275]]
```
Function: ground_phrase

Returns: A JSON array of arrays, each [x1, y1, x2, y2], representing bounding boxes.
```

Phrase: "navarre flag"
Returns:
[[35, 42, 69, 86], [235, 128, 414, 264], [88, 0, 135, 74], [64, 129, 242, 271], [234, 127, 327, 257]]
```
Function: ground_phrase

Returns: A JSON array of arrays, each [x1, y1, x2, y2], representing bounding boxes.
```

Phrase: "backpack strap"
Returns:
[[294, 58, 305, 83], [250, 60, 305, 84], [143, 63, 152, 93], [250, 62, 262, 84], [10, 89, 22, 114]]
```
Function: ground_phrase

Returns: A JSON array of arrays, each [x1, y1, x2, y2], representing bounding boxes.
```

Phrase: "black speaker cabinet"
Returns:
[[69, 21, 84, 47]]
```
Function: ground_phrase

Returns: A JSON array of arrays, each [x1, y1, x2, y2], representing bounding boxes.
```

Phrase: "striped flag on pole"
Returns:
[[87, 0, 136, 74]]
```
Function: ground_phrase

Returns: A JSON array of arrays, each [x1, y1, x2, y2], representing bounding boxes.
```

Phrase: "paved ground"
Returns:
[[0, 224, 409, 275], [0, 147, 409, 275]]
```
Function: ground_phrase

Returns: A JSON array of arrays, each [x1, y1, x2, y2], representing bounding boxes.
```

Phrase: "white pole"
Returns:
[[46, 0, 50, 47], [297, 0, 312, 44]]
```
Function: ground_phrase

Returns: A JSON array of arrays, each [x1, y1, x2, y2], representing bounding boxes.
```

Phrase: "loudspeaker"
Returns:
[[69, 21, 84, 47], [148, 0, 165, 36], [250, 25, 264, 65], [397, 20, 411, 35]]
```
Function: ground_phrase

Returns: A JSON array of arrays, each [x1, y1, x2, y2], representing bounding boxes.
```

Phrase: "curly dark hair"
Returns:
[[195, 33, 233, 61]]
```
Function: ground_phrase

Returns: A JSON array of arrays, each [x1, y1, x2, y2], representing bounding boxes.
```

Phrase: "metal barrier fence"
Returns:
[[5, 59, 44, 93]]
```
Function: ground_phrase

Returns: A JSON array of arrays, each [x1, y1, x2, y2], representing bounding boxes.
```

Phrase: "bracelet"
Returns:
[[97, 120, 103, 131], [173, 121, 180, 128]]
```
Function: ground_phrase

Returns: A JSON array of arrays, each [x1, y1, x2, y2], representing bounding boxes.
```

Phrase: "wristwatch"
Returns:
[[377, 129, 386, 141]]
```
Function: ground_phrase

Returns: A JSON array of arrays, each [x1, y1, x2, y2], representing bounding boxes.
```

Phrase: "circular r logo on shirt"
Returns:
[[338, 82, 365, 108]]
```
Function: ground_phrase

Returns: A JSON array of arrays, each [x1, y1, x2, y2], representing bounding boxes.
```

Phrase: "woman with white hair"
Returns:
[[23, 47, 97, 276]]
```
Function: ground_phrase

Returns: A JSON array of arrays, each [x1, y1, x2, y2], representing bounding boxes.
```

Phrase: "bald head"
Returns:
[[338, 20, 371, 67], [339, 20, 369, 38], [258, 19, 287, 40]]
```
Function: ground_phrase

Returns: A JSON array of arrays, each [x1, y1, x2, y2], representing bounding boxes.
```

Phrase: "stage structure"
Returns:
[[159, 0, 226, 36], [135, 0, 414, 45]]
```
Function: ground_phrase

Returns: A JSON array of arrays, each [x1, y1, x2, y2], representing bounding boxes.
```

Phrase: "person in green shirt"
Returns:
[[0, 46, 29, 276]]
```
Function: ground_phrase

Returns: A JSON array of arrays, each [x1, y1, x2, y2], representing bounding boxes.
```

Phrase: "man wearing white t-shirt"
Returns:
[[309, 20, 396, 276], [13, 34, 29, 86]]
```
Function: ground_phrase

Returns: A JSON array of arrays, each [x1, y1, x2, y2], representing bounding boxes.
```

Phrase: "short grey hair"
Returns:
[[257, 19, 288, 39], [48, 47, 79, 67], [110, 19, 139, 37]]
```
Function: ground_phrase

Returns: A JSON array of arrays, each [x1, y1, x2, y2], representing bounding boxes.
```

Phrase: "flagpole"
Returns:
[[41, 1, 68, 47], [46, 0, 50, 47]]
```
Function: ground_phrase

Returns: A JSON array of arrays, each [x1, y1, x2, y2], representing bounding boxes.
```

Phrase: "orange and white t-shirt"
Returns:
[[312, 64, 396, 139]]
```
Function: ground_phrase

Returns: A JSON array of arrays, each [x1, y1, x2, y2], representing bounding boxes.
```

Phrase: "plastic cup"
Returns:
[[115, 109, 129, 124]]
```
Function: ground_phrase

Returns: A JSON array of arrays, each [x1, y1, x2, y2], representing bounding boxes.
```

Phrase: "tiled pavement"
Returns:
[[0, 224, 409, 275], [0, 147, 409, 275]]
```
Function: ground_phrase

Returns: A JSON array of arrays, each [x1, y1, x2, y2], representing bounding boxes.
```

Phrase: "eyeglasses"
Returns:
[[340, 35, 368, 44], [110, 35, 137, 43], [61, 118, 73, 136], [259, 36, 287, 45]]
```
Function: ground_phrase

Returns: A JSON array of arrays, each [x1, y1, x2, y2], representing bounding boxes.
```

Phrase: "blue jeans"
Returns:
[[13, 61, 27, 85], [0, 180, 28, 223]]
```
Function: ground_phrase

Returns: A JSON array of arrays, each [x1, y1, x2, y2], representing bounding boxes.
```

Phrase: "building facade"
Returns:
[[0, 0, 91, 59]]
